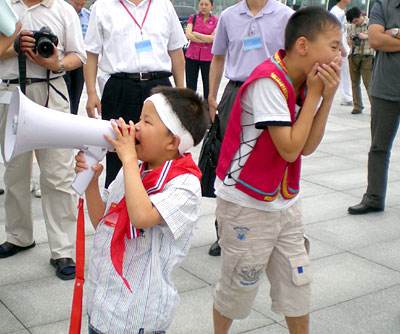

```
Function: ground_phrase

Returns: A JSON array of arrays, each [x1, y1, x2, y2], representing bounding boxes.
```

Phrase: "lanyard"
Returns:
[[119, 0, 152, 34]]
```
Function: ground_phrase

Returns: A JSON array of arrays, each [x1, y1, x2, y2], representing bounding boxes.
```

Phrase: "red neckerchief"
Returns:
[[102, 153, 201, 291]]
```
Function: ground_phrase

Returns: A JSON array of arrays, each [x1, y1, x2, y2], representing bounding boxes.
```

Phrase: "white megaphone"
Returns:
[[0, 0, 18, 37], [4, 87, 116, 195]]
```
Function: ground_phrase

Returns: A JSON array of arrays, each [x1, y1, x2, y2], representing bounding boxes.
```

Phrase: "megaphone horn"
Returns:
[[0, 0, 18, 37], [4, 87, 114, 163]]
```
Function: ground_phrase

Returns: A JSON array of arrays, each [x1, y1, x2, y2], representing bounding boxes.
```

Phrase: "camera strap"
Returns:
[[44, 69, 68, 107], [18, 52, 27, 94]]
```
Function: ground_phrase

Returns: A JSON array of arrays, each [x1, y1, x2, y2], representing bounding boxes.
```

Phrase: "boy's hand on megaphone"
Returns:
[[106, 118, 137, 165], [75, 151, 103, 180]]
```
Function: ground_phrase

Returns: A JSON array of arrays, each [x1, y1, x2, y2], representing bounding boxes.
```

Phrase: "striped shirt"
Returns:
[[86, 169, 201, 333]]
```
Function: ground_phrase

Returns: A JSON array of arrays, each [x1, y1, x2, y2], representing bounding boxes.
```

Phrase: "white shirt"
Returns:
[[87, 169, 201, 333], [330, 5, 350, 54], [85, 0, 187, 74], [0, 0, 86, 80], [215, 78, 300, 211]]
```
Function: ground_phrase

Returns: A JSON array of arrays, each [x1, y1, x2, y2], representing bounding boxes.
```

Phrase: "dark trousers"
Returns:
[[101, 76, 171, 187], [217, 80, 242, 137], [365, 97, 400, 208], [185, 58, 211, 100], [64, 67, 84, 115]]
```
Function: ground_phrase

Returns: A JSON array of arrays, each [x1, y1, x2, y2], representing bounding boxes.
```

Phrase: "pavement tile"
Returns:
[[351, 238, 400, 272], [305, 209, 400, 250], [169, 286, 275, 334], [311, 253, 400, 311], [29, 316, 88, 334], [239, 323, 288, 334], [301, 155, 361, 177], [303, 168, 371, 192], [0, 302, 25, 334], [301, 192, 358, 225], [0, 277, 76, 328], [173, 267, 209, 293], [299, 180, 335, 199], [180, 245, 221, 285], [310, 285, 400, 334]]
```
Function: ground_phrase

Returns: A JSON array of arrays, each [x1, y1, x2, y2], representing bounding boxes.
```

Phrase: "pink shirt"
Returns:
[[185, 13, 218, 62]]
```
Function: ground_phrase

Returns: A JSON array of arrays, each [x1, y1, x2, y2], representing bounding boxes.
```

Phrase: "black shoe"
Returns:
[[351, 109, 362, 114], [50, 257, 76, 280], [208, 240, 221, 256], [0, 241, 36, 258], [0, 188, 4, 195], [348, 202, 384, 215]]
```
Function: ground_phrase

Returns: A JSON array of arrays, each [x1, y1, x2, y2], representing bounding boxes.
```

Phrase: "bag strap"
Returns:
[[192, 14, 197, 30]]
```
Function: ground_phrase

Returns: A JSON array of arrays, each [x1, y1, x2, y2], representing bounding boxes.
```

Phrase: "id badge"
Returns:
[[242, 36, 262, 51], [135, 39, 153, 54]]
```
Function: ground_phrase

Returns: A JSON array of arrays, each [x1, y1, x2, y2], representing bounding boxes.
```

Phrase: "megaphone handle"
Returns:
[[72, 150, 104, 196]]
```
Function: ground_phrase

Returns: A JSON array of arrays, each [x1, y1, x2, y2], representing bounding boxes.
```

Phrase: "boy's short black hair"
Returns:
[[150, 86, 209, 146], [346, 7, 362, 23], [285, 7, 341, 51]]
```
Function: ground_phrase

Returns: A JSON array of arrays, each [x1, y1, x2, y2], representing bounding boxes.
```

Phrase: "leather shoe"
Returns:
[[208, 240, 221, 256], [0, 241, 36, 258], [348, 202, 384, 215]]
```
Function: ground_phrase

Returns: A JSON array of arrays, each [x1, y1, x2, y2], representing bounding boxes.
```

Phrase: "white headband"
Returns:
[[145, 93, 194, 155]]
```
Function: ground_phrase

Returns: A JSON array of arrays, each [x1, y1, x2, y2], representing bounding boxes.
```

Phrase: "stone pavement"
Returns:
[[1, 82, 400, 334]]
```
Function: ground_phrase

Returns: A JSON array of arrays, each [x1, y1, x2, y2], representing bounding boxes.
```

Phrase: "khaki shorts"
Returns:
[[214, 198, 311, 319]]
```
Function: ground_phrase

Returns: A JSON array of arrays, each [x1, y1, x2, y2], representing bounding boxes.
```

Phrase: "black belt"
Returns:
[[5, 77, 60, 85], [110, 71, 172, 81], [229, 80, 244, 87]]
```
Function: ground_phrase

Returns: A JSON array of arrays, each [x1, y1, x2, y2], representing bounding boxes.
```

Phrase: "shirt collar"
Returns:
[[12, 0, 54, 7], [239, 0, 276, 16], [118, 0, 149, 8]]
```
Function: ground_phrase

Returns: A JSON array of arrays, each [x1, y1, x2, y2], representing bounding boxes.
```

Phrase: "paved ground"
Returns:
[[1, 80, 400, 334]]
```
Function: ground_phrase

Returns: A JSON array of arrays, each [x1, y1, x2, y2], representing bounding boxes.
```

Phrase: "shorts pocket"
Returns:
[[289, 254, 312, 287]]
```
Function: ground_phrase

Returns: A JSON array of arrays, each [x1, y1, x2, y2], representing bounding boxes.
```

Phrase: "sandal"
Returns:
[[50, 257, 76, 280]]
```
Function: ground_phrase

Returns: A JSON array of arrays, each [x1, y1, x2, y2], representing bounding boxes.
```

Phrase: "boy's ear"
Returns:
[[166, 134, 180, 152], [295, 36, 309, 56]]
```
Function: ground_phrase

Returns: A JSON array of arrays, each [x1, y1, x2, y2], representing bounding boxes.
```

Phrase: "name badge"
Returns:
[[243, 36, 262, 51], [135, 39, 153, 54]]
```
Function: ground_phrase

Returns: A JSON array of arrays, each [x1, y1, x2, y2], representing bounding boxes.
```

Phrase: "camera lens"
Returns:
[[37, 37, 54, 58]]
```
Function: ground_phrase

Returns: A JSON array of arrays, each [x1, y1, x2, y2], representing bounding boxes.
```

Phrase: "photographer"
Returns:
[[346, 7, 374, 115], [0, 0, 86, 281]]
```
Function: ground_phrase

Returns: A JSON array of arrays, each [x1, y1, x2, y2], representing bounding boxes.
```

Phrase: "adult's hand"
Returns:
[[208, 95, 218, 122], [86, 92, 102, 118]]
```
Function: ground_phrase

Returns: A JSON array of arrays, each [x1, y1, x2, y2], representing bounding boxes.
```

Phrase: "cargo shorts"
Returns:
[[214, 198, 312, 319]]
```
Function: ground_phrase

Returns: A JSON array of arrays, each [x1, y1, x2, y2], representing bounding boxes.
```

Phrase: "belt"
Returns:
[[4, 77, 60, 85], [110, 71, 172, 81], [229, 80, 244, 87]]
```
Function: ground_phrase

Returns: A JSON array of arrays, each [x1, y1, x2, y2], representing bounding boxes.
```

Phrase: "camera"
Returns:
[[32, 27, 58, 58], [352, 35, 361, 47]]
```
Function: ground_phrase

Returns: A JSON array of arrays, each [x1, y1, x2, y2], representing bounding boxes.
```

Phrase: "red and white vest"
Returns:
[[216, 50, 306, 202]]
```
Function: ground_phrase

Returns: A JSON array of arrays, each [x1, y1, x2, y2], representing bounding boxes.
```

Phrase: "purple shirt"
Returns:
[[186, 13, 218, 62], [212, 0, 293, 82]]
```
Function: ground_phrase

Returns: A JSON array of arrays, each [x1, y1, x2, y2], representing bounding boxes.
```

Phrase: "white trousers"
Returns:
[[340, 56, 353, 103]]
